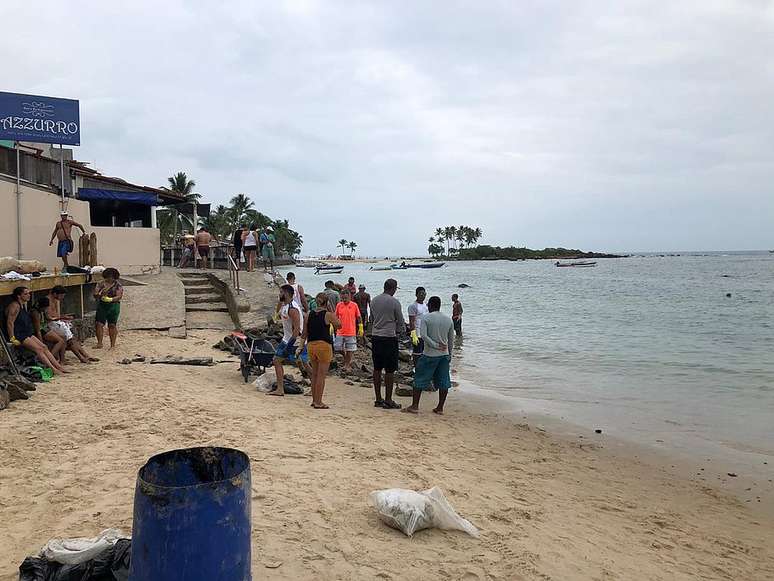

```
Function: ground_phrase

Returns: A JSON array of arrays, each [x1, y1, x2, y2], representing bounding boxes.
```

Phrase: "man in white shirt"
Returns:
[[407, 286, 429, 367]]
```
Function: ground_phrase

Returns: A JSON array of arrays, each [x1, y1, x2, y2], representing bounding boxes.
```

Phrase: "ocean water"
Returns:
[[286, 253, 774, 470]]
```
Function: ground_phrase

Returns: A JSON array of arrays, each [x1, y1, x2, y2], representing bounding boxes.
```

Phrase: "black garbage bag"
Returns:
[[18, 539, 131, 581]]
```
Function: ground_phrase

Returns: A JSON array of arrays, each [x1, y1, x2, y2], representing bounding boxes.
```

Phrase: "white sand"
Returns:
[[2, 329, 773, 580]]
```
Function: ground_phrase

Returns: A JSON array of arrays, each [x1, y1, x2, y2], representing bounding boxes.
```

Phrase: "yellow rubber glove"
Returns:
[[101, 295, 113, 303], [10, 336, 21, 347], [410, 329, 419, 346], [329, 324, 334, 336], [357, 323, 364, 337]]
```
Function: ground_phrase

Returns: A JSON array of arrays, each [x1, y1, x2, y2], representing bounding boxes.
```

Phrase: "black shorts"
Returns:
[[244, 245, 257, 252], [453, 318, 462, 335], [371, 336, 399, 373]]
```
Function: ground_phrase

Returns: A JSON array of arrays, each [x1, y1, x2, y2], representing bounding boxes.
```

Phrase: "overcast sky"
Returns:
[[4, 1, 773, 254]]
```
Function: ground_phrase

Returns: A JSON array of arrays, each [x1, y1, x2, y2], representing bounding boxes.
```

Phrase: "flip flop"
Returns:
[[374, 400, 386, 408], [432, 408, 444, 415], [312, 403, 330, 409], [382, 400, 402, 410], [402, 407, 419, 414]]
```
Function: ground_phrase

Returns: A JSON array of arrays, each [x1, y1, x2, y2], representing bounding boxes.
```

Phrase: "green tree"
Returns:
[[167, 172, 199, 200], [227, 193, 255, 229], [348, 241, 358, 256], [338, 239, 348, 257]]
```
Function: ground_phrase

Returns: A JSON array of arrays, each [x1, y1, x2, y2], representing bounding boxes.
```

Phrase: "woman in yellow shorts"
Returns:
[[299, 293, 340, 409]]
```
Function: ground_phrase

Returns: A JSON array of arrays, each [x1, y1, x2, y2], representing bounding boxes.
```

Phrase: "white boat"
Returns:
[[369, 265, 393, 271], [555, 260, 597, 268], [315, 264, 344, 275]]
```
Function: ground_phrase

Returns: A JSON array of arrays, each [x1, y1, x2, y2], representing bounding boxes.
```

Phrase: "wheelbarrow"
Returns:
[[230, 331, 276, 383]]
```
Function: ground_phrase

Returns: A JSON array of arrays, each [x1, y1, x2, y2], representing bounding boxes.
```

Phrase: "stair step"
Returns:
[[181, 279, 212, 287], [185, 304, 230, 313], [178, 273, 210, 280], [185, 293, 223, 305], [185, 311, 235, 330], [185, 286, 217, 295]]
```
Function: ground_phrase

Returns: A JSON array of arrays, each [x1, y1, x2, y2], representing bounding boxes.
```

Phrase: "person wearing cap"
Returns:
[[260, 227, 276, 272], [353, 283, 371, 344], [49, 211, 86, 268]]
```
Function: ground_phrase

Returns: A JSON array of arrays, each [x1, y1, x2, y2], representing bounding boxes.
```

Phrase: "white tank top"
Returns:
[[244, 231, 257, 246], [290, 283, 304, 314], [280, 303, 303, 341]]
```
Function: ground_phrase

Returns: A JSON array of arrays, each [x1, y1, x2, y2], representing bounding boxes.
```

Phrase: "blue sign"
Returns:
[[0, 91, 80, 145]]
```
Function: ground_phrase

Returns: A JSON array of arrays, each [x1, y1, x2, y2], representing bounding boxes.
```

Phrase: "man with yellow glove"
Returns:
[[334, 288, 363, 372], [408, 286, 429, 369]]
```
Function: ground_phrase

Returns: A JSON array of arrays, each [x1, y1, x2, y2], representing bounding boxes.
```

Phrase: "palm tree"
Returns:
[[435, 227, 444, 242], [455, 226, 465, 249], [348, 241, 358, 256], [338, 239, 348, 257], [167, 172, 199, 200], [473, 227, 483, 245], [228, 193, 254, 228], [203, 205, 230, 240], [449, 226, 458, 250], [443, 226, 453, 256], [463, 226, 475, 248], [160, 172, 199, 242]]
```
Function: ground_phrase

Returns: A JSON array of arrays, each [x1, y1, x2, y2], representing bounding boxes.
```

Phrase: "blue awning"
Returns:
[[78, 188, 159, 206]]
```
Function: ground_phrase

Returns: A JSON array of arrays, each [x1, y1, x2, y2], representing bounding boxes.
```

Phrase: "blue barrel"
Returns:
[[129, 447, 252, 581]]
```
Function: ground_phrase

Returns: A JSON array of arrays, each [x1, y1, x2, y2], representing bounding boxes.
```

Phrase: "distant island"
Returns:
[[426, 225, 625, 261], [451, 245, 627, 261]]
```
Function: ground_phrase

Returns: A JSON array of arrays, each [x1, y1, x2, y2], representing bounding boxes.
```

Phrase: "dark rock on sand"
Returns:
[[0, 386, 9, 410], [7, 381, 29, 401], [595, 429, 603, 434]]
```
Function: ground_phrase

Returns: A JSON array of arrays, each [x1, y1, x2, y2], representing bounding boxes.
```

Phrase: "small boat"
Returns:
[[369, 265, 393, 271], [555, 260, 597, 268], [315, 264, 344, 275], [406, 262, 445, 269], [390, 263, 408, 270], [295, 259, 323, 268]]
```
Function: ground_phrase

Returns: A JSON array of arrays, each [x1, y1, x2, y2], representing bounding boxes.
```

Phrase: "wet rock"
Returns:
[[7, 381, 29, 401], [8, 377, 36, 391], [119, 358, 132, 365], [727, 472, 738, 477], [725, 293, 732, 297], [458, 283, 471, 288], [595, 429, 603, 434], [0, 386, 9, 410]]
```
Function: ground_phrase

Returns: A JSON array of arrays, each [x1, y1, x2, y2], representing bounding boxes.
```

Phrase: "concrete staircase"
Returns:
[[178, 272, 235, 330]]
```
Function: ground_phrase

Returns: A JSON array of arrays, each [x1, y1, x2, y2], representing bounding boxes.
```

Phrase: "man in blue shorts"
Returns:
[[49, 211, 86, 268], [269, 284, 310, 396], [403, 295, 455, 415]]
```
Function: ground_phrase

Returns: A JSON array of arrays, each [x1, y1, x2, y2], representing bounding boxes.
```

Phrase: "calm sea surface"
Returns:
[[285, 253, 774, 470]]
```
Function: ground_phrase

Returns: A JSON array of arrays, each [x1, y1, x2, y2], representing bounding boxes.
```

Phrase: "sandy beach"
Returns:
[[2, 327, 773, 580]]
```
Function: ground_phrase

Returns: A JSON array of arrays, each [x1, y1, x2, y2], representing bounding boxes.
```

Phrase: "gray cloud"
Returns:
[[3, 0, 773, 253]]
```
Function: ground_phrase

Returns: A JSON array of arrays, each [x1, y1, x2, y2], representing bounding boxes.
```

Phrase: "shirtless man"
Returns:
[[49, 212, 85, 268], [46, 285, 99, 363], [195, 227, 212, 269]]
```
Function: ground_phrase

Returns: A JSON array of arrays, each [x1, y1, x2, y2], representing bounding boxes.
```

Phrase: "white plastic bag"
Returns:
[[41, 528, 127, 565], [253, 369, 278, 392], [369, 487, 479, 538]]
